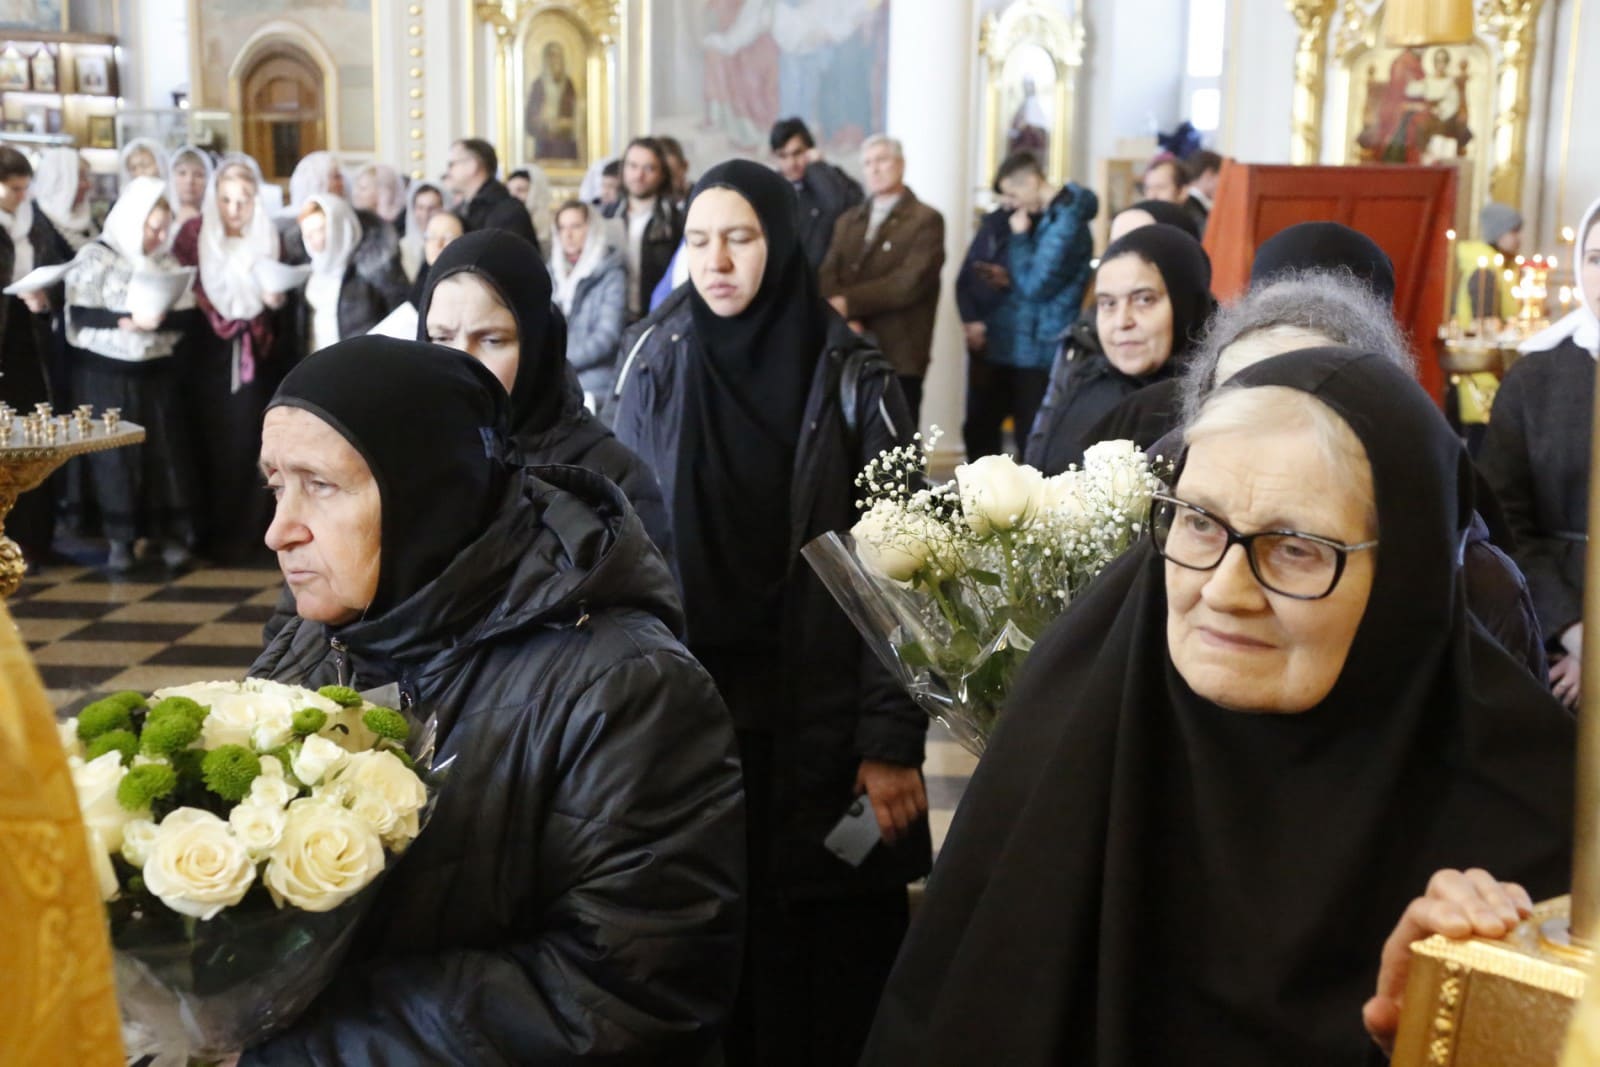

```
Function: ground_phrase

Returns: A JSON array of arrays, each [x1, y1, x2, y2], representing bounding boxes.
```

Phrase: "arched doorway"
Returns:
[[239, 44, 325, 187]]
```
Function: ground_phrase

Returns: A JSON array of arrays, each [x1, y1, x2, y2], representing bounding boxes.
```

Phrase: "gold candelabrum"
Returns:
[[0, 403, 144, 598]]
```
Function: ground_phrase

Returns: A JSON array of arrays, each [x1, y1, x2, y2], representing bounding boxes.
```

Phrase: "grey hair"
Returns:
[[861, 134, 904, 160], [1179, 269, 1413, 426]]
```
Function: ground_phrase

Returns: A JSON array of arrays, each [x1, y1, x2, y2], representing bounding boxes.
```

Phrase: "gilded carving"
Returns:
[[1288, 0, 1338, 164], [0, 599, 122, 1065], [977, 0, 1086, 190]]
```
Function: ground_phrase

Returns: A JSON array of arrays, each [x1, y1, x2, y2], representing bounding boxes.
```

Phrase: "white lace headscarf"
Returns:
[[1520, 196, 1600, 358], [197, 158, 279, 322]]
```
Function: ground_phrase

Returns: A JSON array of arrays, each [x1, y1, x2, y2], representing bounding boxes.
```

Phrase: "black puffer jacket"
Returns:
[[1024, 319, 1182, 475], [614, 300, 932, 897], [522, 368, 673, 566], [243, 464, 745, 1065], [280, 209, 408, 347]]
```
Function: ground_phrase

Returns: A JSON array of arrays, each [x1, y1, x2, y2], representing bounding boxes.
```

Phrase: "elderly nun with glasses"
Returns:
[[862, 347, 1576, 1067]]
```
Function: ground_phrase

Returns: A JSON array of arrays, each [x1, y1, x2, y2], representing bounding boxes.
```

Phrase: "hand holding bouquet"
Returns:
[[805, 435, 1161, 754], [60, 678, 442, 1064]]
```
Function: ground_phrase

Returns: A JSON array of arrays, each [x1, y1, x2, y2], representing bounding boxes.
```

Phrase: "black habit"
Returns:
[[864, 348, 1574, 1066]]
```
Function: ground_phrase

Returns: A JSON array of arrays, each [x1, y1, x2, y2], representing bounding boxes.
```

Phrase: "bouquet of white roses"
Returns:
[[59, 678, 444, 1065], [804, 434, 1161, 755]]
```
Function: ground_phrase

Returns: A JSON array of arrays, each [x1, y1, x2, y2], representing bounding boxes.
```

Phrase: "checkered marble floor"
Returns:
[[7, 556, 979, 852], [8, 560, 282, 714]]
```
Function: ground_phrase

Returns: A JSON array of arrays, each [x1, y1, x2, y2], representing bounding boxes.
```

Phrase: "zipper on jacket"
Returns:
[[398, 679, 416, 711], [330, 636, 349, 687]]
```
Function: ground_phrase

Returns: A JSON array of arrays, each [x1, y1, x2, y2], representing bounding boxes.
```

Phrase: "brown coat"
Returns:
[[818, 186, 945, 378]]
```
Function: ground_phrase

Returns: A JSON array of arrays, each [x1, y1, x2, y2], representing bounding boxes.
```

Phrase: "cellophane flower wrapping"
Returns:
[[57, 678, 448, 1065], [804, 435, 1162, 756]]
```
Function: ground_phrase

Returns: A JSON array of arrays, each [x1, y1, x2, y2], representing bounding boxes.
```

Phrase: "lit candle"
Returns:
[[1564, 225, 1576, 243], [1551, 256, 1561, 271]]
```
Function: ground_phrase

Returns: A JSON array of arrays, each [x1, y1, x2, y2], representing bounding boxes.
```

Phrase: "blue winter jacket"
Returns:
[[987, 183, 1097, 370]]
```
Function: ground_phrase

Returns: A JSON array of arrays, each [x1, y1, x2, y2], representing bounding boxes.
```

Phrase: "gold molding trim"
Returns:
[[977, 0, 1085, 186], [1476, 0, 1544, 208], [473, 0, 619, 181], [1288, 0, 1338, 164]]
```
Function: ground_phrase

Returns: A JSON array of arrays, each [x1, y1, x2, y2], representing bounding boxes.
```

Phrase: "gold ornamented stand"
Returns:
[[0, 405, 144, 598]]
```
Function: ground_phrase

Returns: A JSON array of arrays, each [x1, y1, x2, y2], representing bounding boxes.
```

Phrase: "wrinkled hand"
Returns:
[[828, 294, 849, 318], [20, 290, 49, 313], [1362, 868, 1532, 1056], [963, 321, 987, 352], [263, 290, 286, 310], [1009, 208, 1033, 235], [856, 760, 928, 845], [1551, 653, 1582, 709]]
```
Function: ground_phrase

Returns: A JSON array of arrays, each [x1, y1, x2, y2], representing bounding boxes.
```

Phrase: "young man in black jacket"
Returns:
[[770, 117, 864, 271], [602, 137, 685, 323]]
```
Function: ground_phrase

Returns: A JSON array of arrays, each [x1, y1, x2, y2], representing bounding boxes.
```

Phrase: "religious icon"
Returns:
[[522, 14, 586, 167], [525, 41, 580, 160], [30, 45, 54, 93], [1354, 45, 1478, 165], [0, 49, 30, 91], [1001, 44, 1056, 164]]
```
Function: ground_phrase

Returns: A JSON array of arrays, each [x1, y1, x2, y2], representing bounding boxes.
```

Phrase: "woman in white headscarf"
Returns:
[[64, 176, 200, 571], [170, 155, 286, 563], [1480, 195, 1600, 711], [31, 147, 95, 251], [399, 179, 447, 281], [351, 161, 407, 226], [119, 137, 169, 185], [167, 145, 213, 227], [287, 150, 345, 215], [297, 191, 406, 351]]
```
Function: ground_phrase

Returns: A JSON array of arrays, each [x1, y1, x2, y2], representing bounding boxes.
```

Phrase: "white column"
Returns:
[[886, 0, 975, 460]]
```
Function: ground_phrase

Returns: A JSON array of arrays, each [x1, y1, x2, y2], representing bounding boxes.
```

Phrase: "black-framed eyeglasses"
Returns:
[[1149, 493, 1378, 601]]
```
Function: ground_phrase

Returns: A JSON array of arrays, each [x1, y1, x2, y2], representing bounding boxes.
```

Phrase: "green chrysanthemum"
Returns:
[[362, 706, 410, 743], [85, 729, 137, 765], [292, 708, 328, 736], [117, 763, 177, 812], [317, 685, 363, 708], [139, 711, 201, 758], [76, 700, 133, 742], [200, 745, 262, 803]]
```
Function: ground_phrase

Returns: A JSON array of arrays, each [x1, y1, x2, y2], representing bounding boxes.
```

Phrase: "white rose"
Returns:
[[956, 454, 1045, 536], [57, 717, 82, 760], [120, 818, 161, 868], [291, 735, 349, 787], [346, 790, 401, 842], [1042, 472, 1088, 522], [198, 694, 258, 750], [851, 504, 932, 583], [249, 759, 300, 809], [143, 808, 256, 920], [251, 706, 296, 752], [1082, 439, 1139, 469], [333, 750, 427, 819], [264, 798, 386, 912], [229, 801, 288, 859], [86, 828, 119, 902], [72, 751, 135, 852]]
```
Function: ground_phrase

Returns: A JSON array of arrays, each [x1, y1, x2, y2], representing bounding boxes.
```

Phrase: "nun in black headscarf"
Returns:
[[247, 336, 744, 1065], [1107, 197, 1204, 242], [417, 227, 674, 560], [1024, 223, 1215, 474], [1252, 220, 1398, 304], [1082, 218, 1399, 460], [613, 158, 930, 1066], [863, 348, 1574, 1067]]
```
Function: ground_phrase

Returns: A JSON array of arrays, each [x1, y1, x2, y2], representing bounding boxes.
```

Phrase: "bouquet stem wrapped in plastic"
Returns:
[[805, 436, 1162, 755]]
